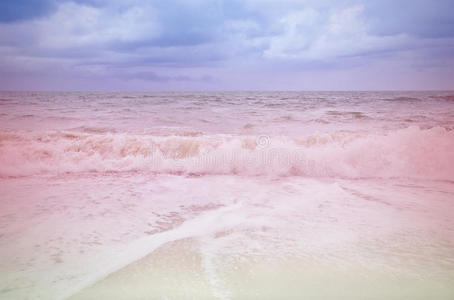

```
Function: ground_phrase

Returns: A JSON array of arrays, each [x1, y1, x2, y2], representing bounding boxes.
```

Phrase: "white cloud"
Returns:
[[35, 2, 159, 49], [263, 8, 320, 58], [263, 5, 409, 61]]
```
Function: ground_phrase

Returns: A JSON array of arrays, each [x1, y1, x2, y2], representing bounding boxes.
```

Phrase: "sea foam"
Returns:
[[1, 126, 453, 180]]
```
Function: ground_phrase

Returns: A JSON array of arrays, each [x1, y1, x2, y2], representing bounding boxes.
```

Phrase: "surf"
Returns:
[[1, 126, 453, 181]]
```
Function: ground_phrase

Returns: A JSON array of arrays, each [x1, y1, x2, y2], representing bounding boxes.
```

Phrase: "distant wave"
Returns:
[[438, 95, 454, 102], [326, 111, 370, 119], [1, 126, 453, 180], [383, 96, 421, 102]]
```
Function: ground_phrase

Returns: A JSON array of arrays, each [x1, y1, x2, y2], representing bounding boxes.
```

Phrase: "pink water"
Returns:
[[1, 91, 453, 299]]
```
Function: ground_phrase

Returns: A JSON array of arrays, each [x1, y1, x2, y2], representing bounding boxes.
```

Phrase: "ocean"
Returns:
[[0, 91, 453, 299]]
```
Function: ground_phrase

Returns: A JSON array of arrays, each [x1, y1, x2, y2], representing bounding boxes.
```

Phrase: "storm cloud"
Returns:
[[0, 0, 453, 90]]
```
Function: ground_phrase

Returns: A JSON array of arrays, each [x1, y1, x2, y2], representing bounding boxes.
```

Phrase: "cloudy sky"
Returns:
[[1, 0, 453, 91]]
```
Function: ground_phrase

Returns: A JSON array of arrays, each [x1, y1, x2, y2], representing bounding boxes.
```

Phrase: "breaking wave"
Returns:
[[0, 126, 453, 180]]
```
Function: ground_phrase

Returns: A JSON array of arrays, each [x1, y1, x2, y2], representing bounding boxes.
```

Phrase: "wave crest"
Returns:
[[0, 126, 453, 180]]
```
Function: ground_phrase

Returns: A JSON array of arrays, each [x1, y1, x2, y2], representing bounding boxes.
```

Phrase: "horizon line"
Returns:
[[1, 89, 453, 93]]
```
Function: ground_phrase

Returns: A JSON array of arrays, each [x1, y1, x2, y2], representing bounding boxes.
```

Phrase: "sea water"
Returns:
[[0, 91, 453, 299]]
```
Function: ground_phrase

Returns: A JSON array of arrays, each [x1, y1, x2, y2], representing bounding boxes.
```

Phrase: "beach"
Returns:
[[1, 91, 453, 299]]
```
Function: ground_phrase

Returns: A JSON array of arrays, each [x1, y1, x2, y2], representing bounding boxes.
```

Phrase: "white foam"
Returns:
[[1, 126, 453, 180], [61, 202, 251, 299]]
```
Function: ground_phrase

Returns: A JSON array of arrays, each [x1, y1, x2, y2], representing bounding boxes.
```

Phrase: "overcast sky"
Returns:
[[1, 0, 453, 91]]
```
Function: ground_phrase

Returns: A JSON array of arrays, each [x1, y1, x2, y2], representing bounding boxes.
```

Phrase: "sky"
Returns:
[[0, 0, 453, 91]]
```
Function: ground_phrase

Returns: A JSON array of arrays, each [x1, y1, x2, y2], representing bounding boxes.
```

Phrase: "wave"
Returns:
[[383, 96, 421, 102], [0, 126, 453, 180], [437, 95, 454, 102], [327, 111, 370, 119]]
